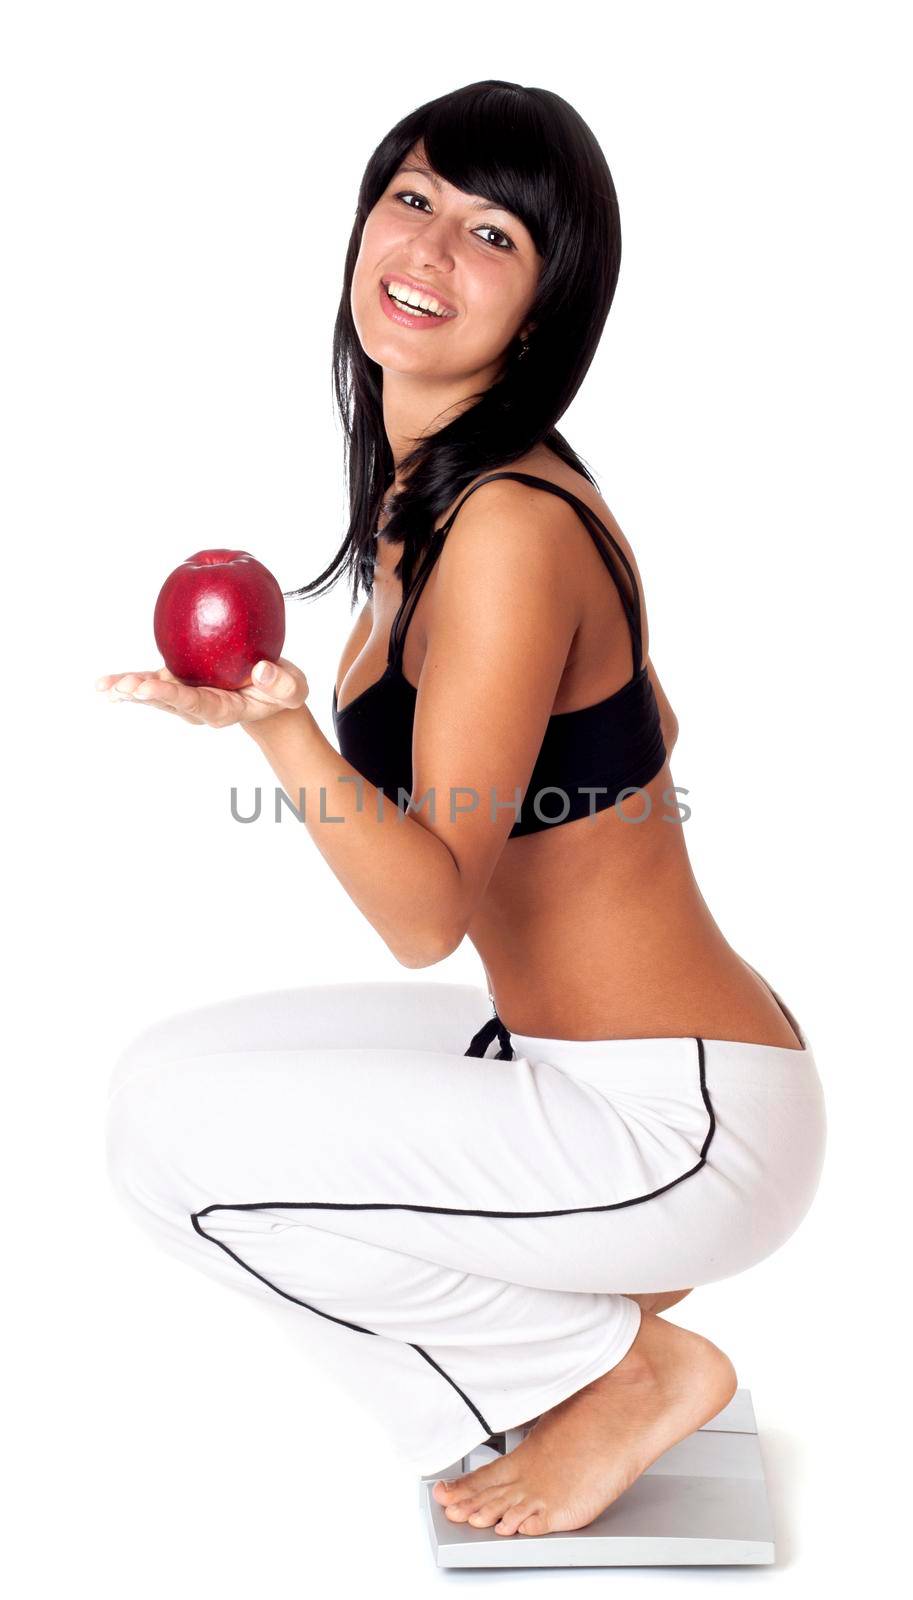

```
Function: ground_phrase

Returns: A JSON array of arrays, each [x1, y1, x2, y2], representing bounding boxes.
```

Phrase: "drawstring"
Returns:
[[464, 1011, 514, 1060]]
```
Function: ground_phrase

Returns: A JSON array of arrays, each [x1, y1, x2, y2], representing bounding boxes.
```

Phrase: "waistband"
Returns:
[[464, 968, 812, 1070], [464, 1012, 819, 1106], [464, 1013, 706, 1088]]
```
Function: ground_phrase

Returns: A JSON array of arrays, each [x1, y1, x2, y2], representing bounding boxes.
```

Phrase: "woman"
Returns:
[[100, 81, 827, 1539]]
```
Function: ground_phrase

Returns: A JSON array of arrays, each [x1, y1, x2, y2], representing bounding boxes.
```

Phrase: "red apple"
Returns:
[[153, 549, 286, 690]]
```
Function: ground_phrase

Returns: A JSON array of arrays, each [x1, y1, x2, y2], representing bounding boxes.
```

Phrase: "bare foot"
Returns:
[[432, 1311, 737, 1537]]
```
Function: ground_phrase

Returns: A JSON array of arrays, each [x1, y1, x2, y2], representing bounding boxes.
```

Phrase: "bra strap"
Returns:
[[388, 470, 645, 675], [478, 473, 645, 673]]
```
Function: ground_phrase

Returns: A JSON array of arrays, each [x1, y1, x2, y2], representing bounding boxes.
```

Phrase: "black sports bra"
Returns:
[[331, 472, 667, 838]]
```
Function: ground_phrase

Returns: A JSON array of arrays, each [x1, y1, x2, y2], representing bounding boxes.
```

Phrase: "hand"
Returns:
[[94, 657, 310, 728]]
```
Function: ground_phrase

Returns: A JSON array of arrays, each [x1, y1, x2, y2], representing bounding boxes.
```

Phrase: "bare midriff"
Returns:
[[467, 775, 804, 1048], [339, 448, 805, 1051]]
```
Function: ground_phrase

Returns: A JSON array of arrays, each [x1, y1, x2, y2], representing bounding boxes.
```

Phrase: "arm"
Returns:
[[242, 703, 465, 967], [243, 480, 582, 966]]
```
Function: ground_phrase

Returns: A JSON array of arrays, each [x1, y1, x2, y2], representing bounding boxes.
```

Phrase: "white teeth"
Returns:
[[385, 281, 452, 318]]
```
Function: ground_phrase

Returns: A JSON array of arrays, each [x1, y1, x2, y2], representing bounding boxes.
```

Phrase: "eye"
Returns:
[[473, 224, 513, 251], [396, 189, 432, 213], [393, 191, 515, 251]]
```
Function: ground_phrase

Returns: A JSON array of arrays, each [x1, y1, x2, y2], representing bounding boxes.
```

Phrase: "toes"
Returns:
[[434, 1475, 467, 1501], [443, 1492, 488, 1522], [444, 1487, 505, 1523], [467, 1505, 504, 1529], [444, 1504, 472, 1523], [516, 1510, 549, 1536], [465, 1488, 525, 1529], [494, 1505, 531, 1537], [433, 1478, 471, 1504], [434, 1464, 507, 1504]]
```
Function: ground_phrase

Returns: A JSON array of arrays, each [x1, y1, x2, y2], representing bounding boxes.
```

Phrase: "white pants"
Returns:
[[104, 979, 827, 1478]]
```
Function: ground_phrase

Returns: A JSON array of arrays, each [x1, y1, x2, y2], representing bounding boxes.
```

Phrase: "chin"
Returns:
[[371, 338, 446, 372]]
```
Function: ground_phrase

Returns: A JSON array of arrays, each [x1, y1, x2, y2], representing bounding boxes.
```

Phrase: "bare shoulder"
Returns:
[[441, 455, 646, 627], [458, 453, 678, 742], [446, 479, 587, 551], [449, 453, 629, 543], [432, 464, 590, 623], [437, 454, 606, 556]]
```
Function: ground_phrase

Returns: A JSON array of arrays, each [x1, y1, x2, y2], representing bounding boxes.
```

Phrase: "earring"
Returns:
[[517, 337, 530, 361]]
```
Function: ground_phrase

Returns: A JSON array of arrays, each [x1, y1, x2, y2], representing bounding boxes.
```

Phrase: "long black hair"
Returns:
[[284, 79, 622, 610]]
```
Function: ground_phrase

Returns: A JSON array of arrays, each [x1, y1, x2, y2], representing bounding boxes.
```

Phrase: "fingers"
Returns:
[[132, 683, 204, 723], [96, 671, 166, 697], [97, 671, 211, 724], [102, 675, 169, 706], [129, 677, 210, 720], [96, 673, 141, 692], [249, 658, 309, 709]]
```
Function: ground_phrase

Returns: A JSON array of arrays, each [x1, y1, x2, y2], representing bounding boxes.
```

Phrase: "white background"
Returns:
[[3, 0, 909, 1592]]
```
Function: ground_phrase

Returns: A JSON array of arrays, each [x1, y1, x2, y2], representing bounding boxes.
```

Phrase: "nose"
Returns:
[[408, 211, 457, 273]]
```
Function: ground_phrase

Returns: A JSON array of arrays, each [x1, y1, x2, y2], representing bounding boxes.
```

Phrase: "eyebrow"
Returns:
[[396, 163, 505, 214]]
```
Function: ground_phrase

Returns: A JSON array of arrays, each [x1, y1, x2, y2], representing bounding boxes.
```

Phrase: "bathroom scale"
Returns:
[[418, 1388, 775, 1568]]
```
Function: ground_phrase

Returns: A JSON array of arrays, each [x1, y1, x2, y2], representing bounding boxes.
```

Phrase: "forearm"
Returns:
[[242, 704, 464, 966]]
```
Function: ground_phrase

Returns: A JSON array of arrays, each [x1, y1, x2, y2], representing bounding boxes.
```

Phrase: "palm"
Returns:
[[95, 657, 309, 727]]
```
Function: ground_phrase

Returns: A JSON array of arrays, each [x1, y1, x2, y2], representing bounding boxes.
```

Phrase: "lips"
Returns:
[[380, 274, 458, 316]]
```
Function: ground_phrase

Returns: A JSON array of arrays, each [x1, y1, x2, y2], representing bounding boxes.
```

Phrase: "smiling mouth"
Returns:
[[383, 283, 456, 320]]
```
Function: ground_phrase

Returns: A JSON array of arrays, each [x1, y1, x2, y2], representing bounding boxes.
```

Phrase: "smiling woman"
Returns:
[[103, 78, 827, 1541], [344, 143, 546, 436]]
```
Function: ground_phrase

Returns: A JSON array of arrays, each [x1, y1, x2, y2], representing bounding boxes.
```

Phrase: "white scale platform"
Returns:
[[418, 1388, 774, 1568]]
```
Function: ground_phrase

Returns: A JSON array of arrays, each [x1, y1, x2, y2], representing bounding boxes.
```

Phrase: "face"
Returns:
[[351, 143, 541, 382]]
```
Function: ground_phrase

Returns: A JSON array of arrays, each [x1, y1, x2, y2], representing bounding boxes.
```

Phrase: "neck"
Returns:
[[381, 356, 504, 475]]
